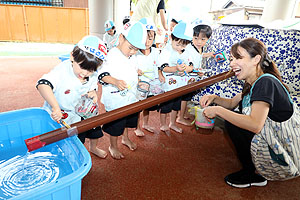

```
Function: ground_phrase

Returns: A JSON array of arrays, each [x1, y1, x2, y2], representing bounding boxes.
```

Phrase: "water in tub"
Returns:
[[0, 141, 76, 199]]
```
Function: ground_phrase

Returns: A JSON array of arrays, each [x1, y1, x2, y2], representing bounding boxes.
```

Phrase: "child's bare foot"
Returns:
[[143, 125, 155, 133], [184, 114, 194, 120], [121, 138, 137, 151], [134, 129, 145, 137], [160, 125, 171, 136], [169, 124, 182, 133], [176, 118, 192, 126], [108, 146, 124, 159], [90, 147, 107, 158]]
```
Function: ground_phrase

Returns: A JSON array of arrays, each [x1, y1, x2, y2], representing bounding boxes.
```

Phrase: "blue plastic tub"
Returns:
[[58, 54, 70, 62], [0, 108, 91, 200]]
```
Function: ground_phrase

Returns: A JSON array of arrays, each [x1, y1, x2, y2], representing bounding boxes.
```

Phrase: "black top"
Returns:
[[157, 0, 165, 13], [250, 76, 293, 122]]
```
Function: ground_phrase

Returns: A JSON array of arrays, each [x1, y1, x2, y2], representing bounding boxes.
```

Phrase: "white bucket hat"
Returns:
[[122, 21, 147, 50], [139, 17, 157, 32], [172, 21, 193, 41], [77, 35, 107, 60]]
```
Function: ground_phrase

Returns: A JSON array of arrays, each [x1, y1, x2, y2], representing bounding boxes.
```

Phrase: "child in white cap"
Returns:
[[98, 21, 147, 159], [188, 19, 214, 62], [103, 20, 118, 52], [134, 17, 165, 136], [37, 35, 108, 158], [177, 19, 214, 122], [163, 17, 181, 46], [158, 21, 194, 133]]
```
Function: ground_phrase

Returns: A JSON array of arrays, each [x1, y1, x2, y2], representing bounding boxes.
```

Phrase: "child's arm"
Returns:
[[87, 90, 98, 103], [159, 63, 184, 73], [137, 69, 143, 76], [202, 52, 214, 58], [37, 84, 62, 123], [196, 71, 205, 77], [163, 66, 178, 73], [101, 75, 128, 91], [184, 64, 194, 73], [158, 70, 165, 83]]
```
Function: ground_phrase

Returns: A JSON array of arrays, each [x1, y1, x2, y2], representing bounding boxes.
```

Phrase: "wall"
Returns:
[[88, 0, 130, 40], [88, 0, 114, 39], [64, 0, 88, 8], [0, 4, 89, 43]]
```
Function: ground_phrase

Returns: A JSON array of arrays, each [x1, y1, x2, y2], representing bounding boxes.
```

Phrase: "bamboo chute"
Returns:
[[25, 71, 234, 151]]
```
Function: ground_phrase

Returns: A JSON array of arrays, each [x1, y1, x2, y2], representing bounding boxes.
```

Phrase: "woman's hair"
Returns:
[[72, 46, 103, 72], [170, 34, 191, 46], [193, 25, 212, 39], [230, 38, 288, 98]]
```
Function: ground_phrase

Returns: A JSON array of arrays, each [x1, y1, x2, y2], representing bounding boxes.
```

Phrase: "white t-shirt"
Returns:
[[98, 47, 139, 111], [135, 47, 160, 82], [158, 43, 192, 91], [185, 43, 203, 69], [103, 32, 119, 51], [40, 60, 98, 124]]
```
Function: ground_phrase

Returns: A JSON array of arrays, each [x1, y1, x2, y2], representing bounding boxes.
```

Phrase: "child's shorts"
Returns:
[[103, 112, 139, 136], [78, 126, 103, 144], [145, 95, 160, 111], [159, 97, 181, 114], [181, 92, 194, 101]]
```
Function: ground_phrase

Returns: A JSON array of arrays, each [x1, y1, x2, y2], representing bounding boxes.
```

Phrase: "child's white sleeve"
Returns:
[[158, 49, 170, 68], [97, 61, 112, 85], [97, 60, 110, 74], [39, 64, 63, 91], [130, 55, 139, 71], [103, 33, 107, 44], [90, 73, 99, 91]]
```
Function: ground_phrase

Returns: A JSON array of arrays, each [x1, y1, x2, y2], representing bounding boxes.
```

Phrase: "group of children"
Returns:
[[37, 16, 214, 160]]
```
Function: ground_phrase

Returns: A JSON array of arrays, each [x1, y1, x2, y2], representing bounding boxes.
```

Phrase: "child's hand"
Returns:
[[176, 63, 186, 72], [114, 80, 128, 91], [164, 34, 169, 43], [177, 71, 185, 76], [87, 90, 98, 103], [137, 69, 143, 76], [159, 75, 165, 83], [51, 107, 63, 123], [196, 68, 205, 76]]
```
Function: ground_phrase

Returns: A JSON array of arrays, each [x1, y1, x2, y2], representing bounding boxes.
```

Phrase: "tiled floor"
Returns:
[[1, 57, 300, 200]]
